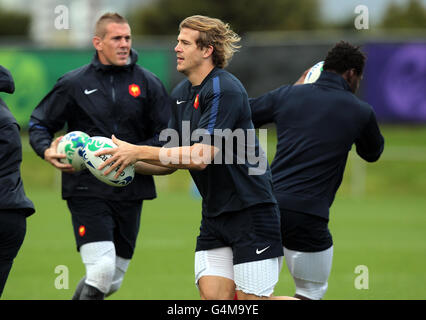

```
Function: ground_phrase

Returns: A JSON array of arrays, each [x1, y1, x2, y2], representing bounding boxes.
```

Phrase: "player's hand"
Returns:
[[294, 68, 310, 85], [95, 135, 140, 178], [44, 136, 75, 173]]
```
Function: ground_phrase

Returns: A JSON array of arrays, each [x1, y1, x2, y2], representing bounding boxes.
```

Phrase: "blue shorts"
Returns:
[[280, 209, 333, 252], [67, 197, 142, 259], [196, 203, 283, 265]]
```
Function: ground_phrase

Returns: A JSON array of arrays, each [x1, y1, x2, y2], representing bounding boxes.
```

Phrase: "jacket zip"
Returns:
[[110, 75, 118, 133]]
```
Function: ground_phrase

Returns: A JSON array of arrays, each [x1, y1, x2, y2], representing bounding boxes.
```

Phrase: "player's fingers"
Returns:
[[111, 134, 123, 146], [113, 159, 130, 179], [102, 163, 114, 175], [51, 158, 73, 171], [112, 167, 123, 179], [46, 154, 66, 164], [294, 69, 309, 85], [45, 153, 65, 166], [45, 139, 67, 162], [54, 153, 67, 159], [100, 156, 122, 174], [94, 147, 117, 157], [51, 136, 63, 149], [98, 156, 113, 171]]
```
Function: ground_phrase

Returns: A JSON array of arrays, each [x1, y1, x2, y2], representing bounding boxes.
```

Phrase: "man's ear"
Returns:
[[342, 69, 355, 82], [203, 45, 214, 59], [93, 36, 102, 51]]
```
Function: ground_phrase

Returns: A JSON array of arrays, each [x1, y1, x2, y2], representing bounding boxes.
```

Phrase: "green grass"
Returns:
[[2, 125, 426, 299], [4, 190, 426, 300], [3, 188, 202, 300]]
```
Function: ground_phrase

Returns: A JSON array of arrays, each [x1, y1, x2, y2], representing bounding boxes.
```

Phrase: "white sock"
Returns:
[[80, 241, 116, 294]]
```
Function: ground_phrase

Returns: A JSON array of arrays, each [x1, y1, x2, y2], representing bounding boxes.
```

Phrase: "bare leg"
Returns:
[[198, 276, 235, 300]]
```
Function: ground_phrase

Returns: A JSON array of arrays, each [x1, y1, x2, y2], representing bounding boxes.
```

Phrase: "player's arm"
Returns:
[[95, 135, 219, 178], [29, 77, 74, 172], [249, 69, 308, 129], [0, 122, 24, 171], [134, 161, 176, 176], [249, 85, 291, 128], [355, 110, 385, 162]]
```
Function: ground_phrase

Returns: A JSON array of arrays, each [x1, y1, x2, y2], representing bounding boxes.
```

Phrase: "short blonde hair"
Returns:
[[95, 12, 128, 38], [179, 15, 241, 69]]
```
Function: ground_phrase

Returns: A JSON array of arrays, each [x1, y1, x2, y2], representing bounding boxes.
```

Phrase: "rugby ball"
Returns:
[[82, 136, 135, 187], [304, 61, 324, 84], [57, 131, 90, 171]]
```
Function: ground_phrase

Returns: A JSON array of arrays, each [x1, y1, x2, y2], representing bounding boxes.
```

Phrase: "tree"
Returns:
[[128, 0, 320, 35], [381, 0, 426, 29], [0, 10, 31, 37]]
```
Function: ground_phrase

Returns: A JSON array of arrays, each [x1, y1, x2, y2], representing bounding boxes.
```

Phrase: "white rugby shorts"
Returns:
[[195, 247, 281, 297]]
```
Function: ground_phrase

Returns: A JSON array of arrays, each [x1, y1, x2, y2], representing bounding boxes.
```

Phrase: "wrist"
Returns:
[[138, 145, 160, 162]]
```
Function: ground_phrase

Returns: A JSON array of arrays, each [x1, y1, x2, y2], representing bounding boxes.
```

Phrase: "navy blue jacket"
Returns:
[[250, 71, 384, 220], [29, 50, 172, 201], [0, 66, 35, 216], [170, 67, 276, 217]]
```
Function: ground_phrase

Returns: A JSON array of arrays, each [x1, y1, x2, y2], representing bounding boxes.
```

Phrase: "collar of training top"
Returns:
[[190, 66, 220, 92], [315, 70, 352, 92], [0, 65, 15, 94], [92, 48, 138, 72]]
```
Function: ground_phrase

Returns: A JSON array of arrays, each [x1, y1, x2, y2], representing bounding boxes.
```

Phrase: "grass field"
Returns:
[[2, 125, 426, 300]]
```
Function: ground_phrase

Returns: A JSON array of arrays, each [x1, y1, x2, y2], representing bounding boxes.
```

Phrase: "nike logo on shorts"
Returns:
[[84, 89, 98, 95], [256, 246, 270, 255], [176, 100, 186, 104]]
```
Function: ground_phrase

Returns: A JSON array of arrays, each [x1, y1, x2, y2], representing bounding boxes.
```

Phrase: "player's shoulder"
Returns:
[[348, 92, 374, 114], [215, 68, 243, 88], [57, 64, 91, 88], [133, 64, 162, 84], [171, 78, 191, 99], [206, 68, 246, 95]]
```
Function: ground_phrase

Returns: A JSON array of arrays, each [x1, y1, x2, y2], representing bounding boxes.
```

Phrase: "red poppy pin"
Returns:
[[194, 94, 199, 109], [129, 84, 141, 98], [78, 225, 86, 237]]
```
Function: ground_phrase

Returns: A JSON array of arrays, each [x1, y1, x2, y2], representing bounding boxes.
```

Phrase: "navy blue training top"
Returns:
[[170, 67, 276, 217], [29, 50, 172, 201], [250, 71, 384, 220], [0, 65, 35, 217]]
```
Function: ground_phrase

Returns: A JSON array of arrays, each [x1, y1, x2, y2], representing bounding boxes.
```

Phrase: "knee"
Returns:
[[198, 276, 235, 300], [293, 277, 328, 300], [86, 255, 116, 293], [81, 242, 116, 293], [199, 285, 217, 300]]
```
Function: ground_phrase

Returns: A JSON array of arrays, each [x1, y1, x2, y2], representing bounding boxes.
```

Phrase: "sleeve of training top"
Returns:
[[28, 77, 72, 159], [249, 84, 291, 128], [0, 122, 22, 174], [197, 79, 243, 135], [168, 84, 182, 132], [138, 74, 173, 147], [355, 110, 385, 162]]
